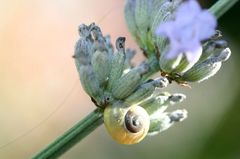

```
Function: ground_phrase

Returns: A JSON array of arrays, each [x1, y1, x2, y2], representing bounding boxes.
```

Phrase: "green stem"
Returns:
[[209, 0, 239, 19], [32, 0, 237, 158], [32, 108, 103, 159]]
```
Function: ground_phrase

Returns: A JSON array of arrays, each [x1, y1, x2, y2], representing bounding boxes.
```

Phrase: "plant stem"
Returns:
[[32, 108, 103, 159], [32, 0, 238, 158], [209, 0, 239, 19]]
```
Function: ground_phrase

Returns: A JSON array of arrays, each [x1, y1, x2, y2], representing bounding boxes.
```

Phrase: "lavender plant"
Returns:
[[33, 0, 238, 158]]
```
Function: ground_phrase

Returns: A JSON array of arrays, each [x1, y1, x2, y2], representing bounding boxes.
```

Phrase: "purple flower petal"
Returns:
[[176, 0, 201, 23], [196, 11, 217, 40], [155, 21, 175, 37], [155, 0, 217, 63]]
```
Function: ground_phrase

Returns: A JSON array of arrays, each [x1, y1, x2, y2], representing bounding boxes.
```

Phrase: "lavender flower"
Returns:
[[156, 0, 217, 63]]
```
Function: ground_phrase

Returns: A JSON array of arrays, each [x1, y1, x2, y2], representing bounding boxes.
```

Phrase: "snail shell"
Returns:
[[104, 103, 150, 144]]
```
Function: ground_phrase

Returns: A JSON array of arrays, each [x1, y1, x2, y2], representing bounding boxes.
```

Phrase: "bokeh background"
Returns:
[[0, 0, 239, 158]]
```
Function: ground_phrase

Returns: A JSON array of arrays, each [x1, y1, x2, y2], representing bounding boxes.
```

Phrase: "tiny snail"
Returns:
[[104, 102, 150, 144]]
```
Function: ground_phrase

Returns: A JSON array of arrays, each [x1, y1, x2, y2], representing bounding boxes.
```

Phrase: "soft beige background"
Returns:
[[0, 0, 239, 158]]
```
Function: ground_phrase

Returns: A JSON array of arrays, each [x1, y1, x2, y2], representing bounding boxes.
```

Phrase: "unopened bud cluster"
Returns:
[[74, 23, 186, 136], [124, 0, 231, 84]]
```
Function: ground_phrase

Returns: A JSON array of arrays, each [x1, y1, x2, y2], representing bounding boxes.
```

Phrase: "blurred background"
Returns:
[[0, 0, 239, 158]]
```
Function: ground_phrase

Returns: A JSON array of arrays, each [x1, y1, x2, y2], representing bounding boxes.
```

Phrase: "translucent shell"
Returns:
[[104, 104, 150, 145]]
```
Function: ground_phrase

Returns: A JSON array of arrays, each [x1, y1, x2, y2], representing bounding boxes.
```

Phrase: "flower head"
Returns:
[[156, 0, 217, 63]]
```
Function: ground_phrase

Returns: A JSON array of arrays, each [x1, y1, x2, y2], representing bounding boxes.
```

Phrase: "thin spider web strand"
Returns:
[[0, 80, 78, 149]]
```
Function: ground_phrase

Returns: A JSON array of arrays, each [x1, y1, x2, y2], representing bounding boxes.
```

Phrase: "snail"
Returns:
[[104, 102, 150, 144]]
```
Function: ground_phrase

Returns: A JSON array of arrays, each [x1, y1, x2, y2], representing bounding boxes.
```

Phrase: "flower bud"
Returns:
[[181, 47, 231, 83], [79, 65, 104, 104], [74, 38, 92, 66], [124, 80, 156, 105], [124, 77, 168, 105], [148, 109, 188, 135], [141, 92, 186, 115], [111, 69, 142, 99], [215, 48, 231, 62], [168, 93, 186, 104], [107, 37, 126, 90], [124, 0, 179, 56], [199, 39, 228, 63], [78, 24, 91, 38], [181, 60, 221, 83], [168, 109, 188, 122], [91, 50, 111, 85], [153, 77, 169, 88]]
